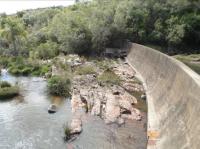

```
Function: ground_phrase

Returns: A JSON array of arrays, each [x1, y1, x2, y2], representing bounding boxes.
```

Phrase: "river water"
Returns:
[[0, 70, 147, 149]]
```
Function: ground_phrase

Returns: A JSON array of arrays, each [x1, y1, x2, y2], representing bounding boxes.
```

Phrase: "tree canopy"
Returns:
[[0, 0, 199, 58]]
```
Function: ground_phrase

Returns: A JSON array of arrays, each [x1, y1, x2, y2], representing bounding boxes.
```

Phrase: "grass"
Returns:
[[63, 124, 72, 141], [8, 63, 51, 76], [173, 54, 200, 74], [97, 69, 121, 85], [95, 59, 116, 70], [0, 81, 12, 88], [47, 76, 71, 97], [144, 44, 166, 53], [75, 65, 96, 75], [0, 81, 19, 100]]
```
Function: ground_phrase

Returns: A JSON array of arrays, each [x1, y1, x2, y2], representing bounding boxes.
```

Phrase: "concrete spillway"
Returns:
[[127, 43, 200, 149]]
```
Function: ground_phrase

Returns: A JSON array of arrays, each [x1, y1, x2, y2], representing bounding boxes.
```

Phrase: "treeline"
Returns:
[[0, 0, 199, 59]]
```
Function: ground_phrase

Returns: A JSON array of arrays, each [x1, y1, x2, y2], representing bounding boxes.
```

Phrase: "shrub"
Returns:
[[63, 124, 72, 141], [8, 60, 50, 76], [75, 65, 96, 75], [0, 83, 19, 100], [95, 59, 115, 70], [0, 81, 11, 88], [47, 76, 71, 97], [97, 69, 121, 85], [40, 65, 50, 75], [21, 67, 33, 75]]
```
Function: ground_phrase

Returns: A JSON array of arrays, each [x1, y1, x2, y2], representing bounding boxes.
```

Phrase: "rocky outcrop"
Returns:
[[71, 59, 144, 126]]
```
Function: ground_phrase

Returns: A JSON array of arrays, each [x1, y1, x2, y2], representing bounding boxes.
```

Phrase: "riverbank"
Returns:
[[0, 55, 147, 148], [0, 68, 147, 149], [49, 55, 147, 145]]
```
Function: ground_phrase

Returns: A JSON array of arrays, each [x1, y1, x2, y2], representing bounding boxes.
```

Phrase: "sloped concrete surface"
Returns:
[[127, 43, 200, 149]]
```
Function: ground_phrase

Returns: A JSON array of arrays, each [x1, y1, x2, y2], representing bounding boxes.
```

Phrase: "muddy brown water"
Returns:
[[0, 70, 147, 149]]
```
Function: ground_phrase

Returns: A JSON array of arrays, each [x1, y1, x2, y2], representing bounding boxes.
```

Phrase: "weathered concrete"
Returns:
[[127, 43, 200, 149]]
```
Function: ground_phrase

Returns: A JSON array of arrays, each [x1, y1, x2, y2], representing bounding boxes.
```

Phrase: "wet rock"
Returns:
[[71, 90, 84, 113], [122, 92, 137, 105], [121, 107, 142, 121], [105, 92, 120, 124], [119, 99, 133, 111], [122, 82, 144, 93], [91, 97, 101, 116], [141, 94, 146, 100], [117, 117, 125, 126], [70, 118, 82, 135]]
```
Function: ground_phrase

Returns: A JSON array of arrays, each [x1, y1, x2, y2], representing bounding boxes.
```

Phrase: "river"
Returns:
[[0, 70, 147, 149]]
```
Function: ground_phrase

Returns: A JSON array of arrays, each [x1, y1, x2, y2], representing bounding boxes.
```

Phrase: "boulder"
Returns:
[[117, 117, 125, 126], [91, 97, 101, 116], [121, 108, 142, 121], [122, 92, 137, 105], [105, 92, 120, 124], [70, 118, 82, 135]]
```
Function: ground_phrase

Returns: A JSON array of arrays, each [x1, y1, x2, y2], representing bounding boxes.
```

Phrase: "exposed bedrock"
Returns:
[[127, 43, 200, 149]]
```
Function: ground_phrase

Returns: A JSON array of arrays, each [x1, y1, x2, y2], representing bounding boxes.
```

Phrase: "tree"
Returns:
[[0, 17, 26, 56]]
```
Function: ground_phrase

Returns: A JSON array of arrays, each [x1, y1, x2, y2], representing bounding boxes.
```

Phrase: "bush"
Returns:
[[75, 65, 96, 75], [21, 67, 33, 75], [0, 81, 11, 88], [47, 76, 71, 97], [8, 60, 50, 76], [63, 124, 71, 141], [0, 81, 19, 100], [97, 69, 121, 85]]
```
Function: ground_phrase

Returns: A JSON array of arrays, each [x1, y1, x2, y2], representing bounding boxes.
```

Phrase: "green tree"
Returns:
[[0, 17, 26, 56]]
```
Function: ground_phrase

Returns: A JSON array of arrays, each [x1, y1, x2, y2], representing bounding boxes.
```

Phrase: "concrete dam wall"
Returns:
[[127, 43, 200, 149]]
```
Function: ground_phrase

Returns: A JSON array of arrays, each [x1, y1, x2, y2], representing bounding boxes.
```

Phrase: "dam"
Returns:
[[127, 43, 200, 149]]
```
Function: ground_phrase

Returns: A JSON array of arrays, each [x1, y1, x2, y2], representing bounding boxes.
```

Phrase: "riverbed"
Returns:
[[0, 70, 147, 149]]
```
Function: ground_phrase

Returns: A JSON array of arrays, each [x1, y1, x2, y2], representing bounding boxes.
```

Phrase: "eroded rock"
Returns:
[[70, 118, 82, 135]]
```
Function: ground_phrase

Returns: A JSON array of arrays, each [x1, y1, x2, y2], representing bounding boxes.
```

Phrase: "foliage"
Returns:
[[174, 54, 200, 74], [63, 123, 72, 141], [47, 76, 71, 97], [0, 0, 200, 59], [97, 69, 121, 85], [0, 81, 11, 88], [0, 81, 19, 100], [95, 58, 115, 70], [32, 41, 59, 60], [75, 65, 96, 75], [7, 57, 51, 76]]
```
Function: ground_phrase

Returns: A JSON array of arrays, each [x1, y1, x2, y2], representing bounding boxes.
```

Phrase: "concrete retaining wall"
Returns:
[[127, 43, 200, 149]]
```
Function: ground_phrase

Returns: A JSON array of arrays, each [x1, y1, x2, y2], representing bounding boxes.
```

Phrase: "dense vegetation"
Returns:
[[47, 76, 71, 97], [0, 81, 19, 100], [0, 0, 199, 63]]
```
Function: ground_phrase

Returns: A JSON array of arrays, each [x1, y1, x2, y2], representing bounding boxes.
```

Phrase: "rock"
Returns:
[[121, 108, 142, 121], [119, 98, 133, 111], [70, 118, 82, 135], [122, 92, 137, 105], [117, 118, 125, 126], [141, 94, 146, 100], [91, 97, 101, 116], [105, 92, 121, 124], [122, 82, 144, 93], [71, 90, 84, 113], [113, 64, 135, 80], [111, 85, 125, 95]]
